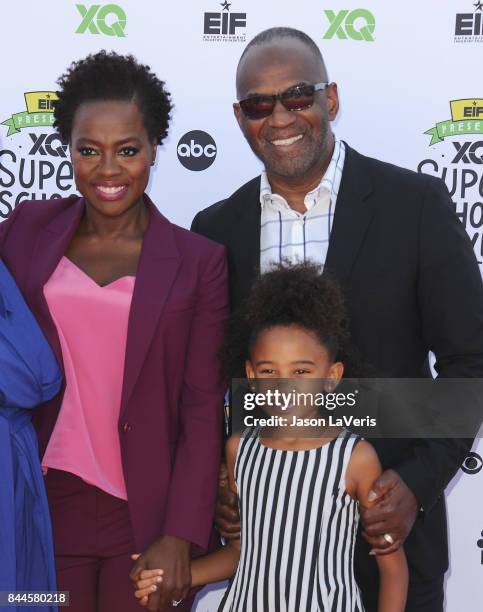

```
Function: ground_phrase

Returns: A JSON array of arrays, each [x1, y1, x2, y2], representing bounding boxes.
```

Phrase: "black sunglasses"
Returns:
[[237, 82, 329, 120]]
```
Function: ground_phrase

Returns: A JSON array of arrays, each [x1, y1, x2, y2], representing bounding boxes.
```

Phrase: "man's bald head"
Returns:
[[236, 27, 328, 98]]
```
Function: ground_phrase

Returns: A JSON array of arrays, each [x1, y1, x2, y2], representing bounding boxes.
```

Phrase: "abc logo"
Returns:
[[177, 130, 217, 171], [461, 452, 482, 475]]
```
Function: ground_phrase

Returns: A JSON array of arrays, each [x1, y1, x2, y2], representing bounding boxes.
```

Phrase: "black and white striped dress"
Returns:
[[218, 429, 364, 612]]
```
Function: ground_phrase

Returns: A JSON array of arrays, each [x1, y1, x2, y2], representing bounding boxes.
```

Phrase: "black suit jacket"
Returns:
[[191, 144, 483, 584]]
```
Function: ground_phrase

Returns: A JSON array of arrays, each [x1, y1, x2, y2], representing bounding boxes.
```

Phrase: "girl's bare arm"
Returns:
[[347, 440, 408, 612]]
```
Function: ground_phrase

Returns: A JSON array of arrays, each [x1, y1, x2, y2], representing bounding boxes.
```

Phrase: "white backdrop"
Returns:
[[1, 1, 482, 610]]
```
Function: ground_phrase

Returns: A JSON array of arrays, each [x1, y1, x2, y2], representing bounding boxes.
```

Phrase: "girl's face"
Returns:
[[245, 324, 343, 419], [69, 100, 157, 218], [246, 324, 343, 380]]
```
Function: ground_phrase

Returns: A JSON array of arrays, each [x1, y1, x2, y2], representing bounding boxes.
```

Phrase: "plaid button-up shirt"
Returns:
[[260, 139, 346, 272]]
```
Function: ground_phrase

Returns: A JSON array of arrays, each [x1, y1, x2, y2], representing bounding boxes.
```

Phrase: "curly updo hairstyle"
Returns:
[[54, 50, 172, 144], [221, 262, 361, 378]]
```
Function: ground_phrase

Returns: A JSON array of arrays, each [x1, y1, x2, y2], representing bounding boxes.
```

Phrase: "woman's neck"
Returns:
[[80, 199, 149, 240]]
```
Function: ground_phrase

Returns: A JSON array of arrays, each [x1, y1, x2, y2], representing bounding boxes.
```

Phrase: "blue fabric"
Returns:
[[0, 260, 62, 612]]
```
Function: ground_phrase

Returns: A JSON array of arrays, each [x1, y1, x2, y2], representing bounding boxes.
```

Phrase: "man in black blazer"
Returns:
[[191, 27, 483, 611]]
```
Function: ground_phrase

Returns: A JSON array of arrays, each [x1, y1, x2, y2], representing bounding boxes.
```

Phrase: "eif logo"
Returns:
[[177, 131, 217, 171], [76, 4, 127, 37], [455, 1, 483, 42], [1, 92, 59, 136], [323, 9, 375, 42], [203, 2, 246, 42]]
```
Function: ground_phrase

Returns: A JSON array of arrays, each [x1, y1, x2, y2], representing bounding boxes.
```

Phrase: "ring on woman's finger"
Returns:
[[383, 533, 394, 545]]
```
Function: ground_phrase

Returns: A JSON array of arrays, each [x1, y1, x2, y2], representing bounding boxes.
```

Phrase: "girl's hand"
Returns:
[[131, 554, 164, 607]]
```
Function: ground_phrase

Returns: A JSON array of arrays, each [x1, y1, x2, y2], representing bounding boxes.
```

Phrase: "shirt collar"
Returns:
[[260, 138, 342, 211]]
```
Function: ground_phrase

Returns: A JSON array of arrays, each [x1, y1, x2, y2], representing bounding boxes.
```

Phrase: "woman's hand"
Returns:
[[130, 536, 191, 611]]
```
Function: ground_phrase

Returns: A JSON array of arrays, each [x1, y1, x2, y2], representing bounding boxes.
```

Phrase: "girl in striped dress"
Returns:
[[134, 263, 408, 611]]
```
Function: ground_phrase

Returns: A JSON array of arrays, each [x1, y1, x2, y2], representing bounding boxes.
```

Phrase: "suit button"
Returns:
[[123, 422, 131, 433]]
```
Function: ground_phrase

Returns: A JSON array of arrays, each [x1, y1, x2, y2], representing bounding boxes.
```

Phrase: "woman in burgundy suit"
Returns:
[[0, 51, 228, 612]]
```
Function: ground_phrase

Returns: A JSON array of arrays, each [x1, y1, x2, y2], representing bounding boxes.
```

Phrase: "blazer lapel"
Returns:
[[120, 198, 181, 417], [325, 144, 375, 284], [225, 177, 261, 309], [25, 197, 85, 369]]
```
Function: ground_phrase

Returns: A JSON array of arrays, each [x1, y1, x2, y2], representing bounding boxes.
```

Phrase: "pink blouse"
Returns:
[[42, 256, 135, 500]]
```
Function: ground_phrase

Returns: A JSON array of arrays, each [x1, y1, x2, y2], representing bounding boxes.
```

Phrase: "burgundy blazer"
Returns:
[[0, 195, 229, 553]]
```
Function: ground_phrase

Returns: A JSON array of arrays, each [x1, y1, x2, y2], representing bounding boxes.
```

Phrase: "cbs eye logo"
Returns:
[[177, 130, 217, 171], [461, 452, 482, 475]]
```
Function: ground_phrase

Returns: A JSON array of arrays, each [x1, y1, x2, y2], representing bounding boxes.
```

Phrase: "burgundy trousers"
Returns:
[[45, 469, 194, 612]]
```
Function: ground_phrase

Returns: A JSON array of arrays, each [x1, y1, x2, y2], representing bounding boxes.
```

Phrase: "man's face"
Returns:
[[234, 40, 339, 180]]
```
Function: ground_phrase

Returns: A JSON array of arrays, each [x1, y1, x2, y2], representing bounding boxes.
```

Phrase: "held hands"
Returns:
[[360, 469, 419, 555], [131, 463, 240, 609], [215, 463, 240, 539], [131, 561, 163, 607], [130, 535, 191, 610]]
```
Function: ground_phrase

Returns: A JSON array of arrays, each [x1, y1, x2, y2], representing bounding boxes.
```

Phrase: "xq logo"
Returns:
[[323, 9, 375, 42], [76, 4, 126, 37], [452, 142, 483, 164], [28, 134, 68, 158]]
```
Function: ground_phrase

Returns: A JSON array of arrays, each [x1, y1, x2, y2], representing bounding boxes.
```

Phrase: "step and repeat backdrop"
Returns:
[[0, 1, 482, 609]]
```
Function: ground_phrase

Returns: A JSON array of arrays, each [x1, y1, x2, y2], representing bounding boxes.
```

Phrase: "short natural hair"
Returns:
[[221, 262, 354, 378], [54, 50, 172, 144]]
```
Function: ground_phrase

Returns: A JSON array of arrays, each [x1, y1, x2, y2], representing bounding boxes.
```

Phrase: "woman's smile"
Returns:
[[92, 182, 129, 201]]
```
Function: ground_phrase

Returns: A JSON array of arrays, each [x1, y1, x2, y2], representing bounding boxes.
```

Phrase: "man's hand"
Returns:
[[215, 463, 240, 539], [130, 535, 190, 611], [360, 469, 419, 555]]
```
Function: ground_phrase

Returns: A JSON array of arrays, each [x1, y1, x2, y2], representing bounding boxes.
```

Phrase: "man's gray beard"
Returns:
[[252, 131, 328, 180], [264, 153, 321, 179]]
